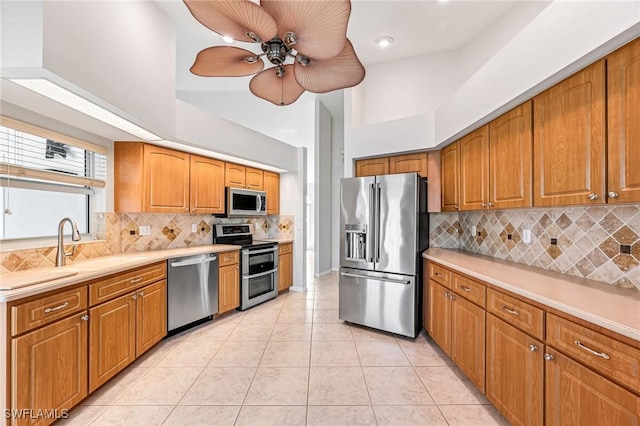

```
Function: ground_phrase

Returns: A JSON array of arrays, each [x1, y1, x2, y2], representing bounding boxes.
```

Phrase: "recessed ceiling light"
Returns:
[[222, 35, 234, 43], [9, 78, 162, 141], [375, 36, 394, 48]]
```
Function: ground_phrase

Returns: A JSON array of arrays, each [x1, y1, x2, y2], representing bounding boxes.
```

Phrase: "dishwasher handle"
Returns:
[[170, 256, 217, 268]]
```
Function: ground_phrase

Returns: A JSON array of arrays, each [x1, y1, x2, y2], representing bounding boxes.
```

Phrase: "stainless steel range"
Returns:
[[213, 224, 279, 310]]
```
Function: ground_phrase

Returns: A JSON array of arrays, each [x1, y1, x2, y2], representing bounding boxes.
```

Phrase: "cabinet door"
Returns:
[[89, 293, 136, 393], [219, 264, 240, 314], [486, 315, 543, 426], [264, 171, 280, 215], [12, 313, 88, 426], [460, 125, 489, 211], [143, 145, 190, 213], [545, 348, 640, 426], [450, 295, 486, 392], [225, 163, 246, 188], [533, 61, 605, 206], [278, 253, 293, 291], [190, 155, 225, 214], [440, 141, 460, 212], [136, 280, 167, 357], [355, 158, 389, 177], [607, 38, 640, 204], [246, 167, 264, 190], [427, 280, 451, 354], [389, 153, 428, 177], [489, 101, 532, 209]]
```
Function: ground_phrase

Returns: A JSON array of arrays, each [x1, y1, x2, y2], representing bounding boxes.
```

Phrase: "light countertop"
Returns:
[[0, 245, 241, 302], [423, 248, 640, 342]]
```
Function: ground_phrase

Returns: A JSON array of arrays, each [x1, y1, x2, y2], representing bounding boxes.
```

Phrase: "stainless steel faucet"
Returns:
[[55, 217, 81, 267]]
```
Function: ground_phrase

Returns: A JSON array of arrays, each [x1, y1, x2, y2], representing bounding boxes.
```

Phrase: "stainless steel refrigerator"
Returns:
[[339, 172, 428, 338]]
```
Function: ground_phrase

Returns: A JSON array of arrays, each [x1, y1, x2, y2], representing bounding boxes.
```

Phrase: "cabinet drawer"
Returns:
[[452, 273, 486, 308], [547, 313, 640, 394], [429, 263, 451, 288], [11, 286, 88, 336], [487, 289, 544, 340], [89, 262, 166, 306], [279, 243, 293, 255], [219, 250, 239, 266]]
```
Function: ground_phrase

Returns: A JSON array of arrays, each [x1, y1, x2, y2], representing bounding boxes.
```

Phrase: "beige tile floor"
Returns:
[[60, 272, 510, 426]]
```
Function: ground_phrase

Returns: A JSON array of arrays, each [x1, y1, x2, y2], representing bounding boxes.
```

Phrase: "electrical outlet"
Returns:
[[139, 225, 150, 236], [191, 223, 197, 233], [523, 229, 531, 244], [471, 225, 477, 236]]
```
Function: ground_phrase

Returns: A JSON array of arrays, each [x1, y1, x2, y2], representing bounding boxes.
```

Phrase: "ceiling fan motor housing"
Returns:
[[262, 38, 291, 66]]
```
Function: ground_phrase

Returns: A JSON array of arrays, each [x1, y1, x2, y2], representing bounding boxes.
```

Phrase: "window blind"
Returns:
[[0, 116, 107, 188]]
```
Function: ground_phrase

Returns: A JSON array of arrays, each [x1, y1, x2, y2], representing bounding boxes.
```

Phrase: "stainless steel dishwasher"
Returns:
[[167, 252, 218, 333]]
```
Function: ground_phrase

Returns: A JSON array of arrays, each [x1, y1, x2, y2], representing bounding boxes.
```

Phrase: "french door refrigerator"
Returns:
[[339, 172, 428, 338]]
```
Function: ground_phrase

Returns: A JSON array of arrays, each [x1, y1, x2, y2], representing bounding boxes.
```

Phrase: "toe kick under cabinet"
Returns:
[[6, 262, 167, 426], [424, 259, 640, 426]]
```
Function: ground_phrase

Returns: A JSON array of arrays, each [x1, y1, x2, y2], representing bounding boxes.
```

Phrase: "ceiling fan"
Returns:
[[183, 0, 366, 106]]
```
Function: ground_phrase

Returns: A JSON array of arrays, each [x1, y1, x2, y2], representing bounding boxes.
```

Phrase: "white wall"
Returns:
[[314, 101, 332, 276], [331, 115, 344, 271], [0, 1, 43, 70]]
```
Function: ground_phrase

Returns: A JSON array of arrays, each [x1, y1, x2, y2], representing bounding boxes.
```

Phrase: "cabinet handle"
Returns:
[[460, 286, 472, 292], [449, 293, 456, 300], [132, 294, 137, 300], [192, 208, 197, 212], [587, 193, 599, 201], [574, 340, 610, 360], [434, 272, 443, 277], [481, 202, 487, 208], [139, 291, 145, 297], [529, 344, 538, 352], [185, 207, 189, 212], [444, 291, 450, 299], [44, 301, 69, 313], [454, 204, 459, 210], [608, 191, 619, 199], [81, 314, 89, 321], [131, 277, 143, 284], [501, 305, 519, 316], [544, 353, 554, 361], [487, 201, 494, 207], [225, 257, 233, 261]]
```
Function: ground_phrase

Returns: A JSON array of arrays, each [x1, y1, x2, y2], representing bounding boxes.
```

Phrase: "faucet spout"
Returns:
[[56, 217, 81, 267]]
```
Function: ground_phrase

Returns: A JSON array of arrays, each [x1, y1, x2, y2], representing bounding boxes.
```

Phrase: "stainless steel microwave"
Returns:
[[227, 187, 267, 216]]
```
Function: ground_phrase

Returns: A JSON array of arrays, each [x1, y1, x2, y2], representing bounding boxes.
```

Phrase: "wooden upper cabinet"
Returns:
[[245, 167, 264, 190], [389, 153, 428, 177], [459, 126, 490, 211], [355, 158, 389, 177], [225, 163, 246, 188], [607, 37, 640, 204], [189, 155, 225, 214], [264, 171, 280, 215], [489, 101, 533, 209], [440, 141, 460, 212], [533, 61, 606, 206]]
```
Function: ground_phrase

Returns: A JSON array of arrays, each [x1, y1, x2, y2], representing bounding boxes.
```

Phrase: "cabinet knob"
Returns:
[[529, 344, 538, 352], [454, 204, 459, 210], [487, 201, 494, 207], [132, 294, 137, 300], [608, 191, 619, 199], [81, 315, 89, 321], [481, 202, 487, 208], [139, 291, 145, 297], [587, 193, 599, 201], [185, 207, 189, 212], [544, 353, 554, 361]]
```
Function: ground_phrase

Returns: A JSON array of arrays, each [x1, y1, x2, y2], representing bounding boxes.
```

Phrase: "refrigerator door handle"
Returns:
[[368, 183, 376, 263], [374, 183, 381, 263], [340, 271, 411, 285]]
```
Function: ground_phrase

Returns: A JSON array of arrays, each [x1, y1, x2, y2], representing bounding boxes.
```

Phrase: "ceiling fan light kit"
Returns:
[[184, 0, 366, 106]]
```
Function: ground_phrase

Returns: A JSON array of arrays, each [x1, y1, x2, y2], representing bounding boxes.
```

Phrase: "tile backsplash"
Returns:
[[430, 205, 640, 291], [0, 213, 294, 273]]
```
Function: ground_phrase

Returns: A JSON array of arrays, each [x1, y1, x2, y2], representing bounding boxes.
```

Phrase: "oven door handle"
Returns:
[[245, 247, 279, 255], [245, 268, 278, 278]]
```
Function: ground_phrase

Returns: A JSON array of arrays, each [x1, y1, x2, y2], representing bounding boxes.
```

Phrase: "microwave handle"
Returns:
[[256, 194, 262, 213]]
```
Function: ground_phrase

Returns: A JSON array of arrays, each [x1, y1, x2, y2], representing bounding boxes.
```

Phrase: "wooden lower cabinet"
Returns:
[[450, 294, 485, 392], [135, 280, 167, 356], [11, 313, 88, 426], [89, 293, 136, 392], [486, 314, 544, 426], [278, 252, 293, 291], [427, 280, 451, 353], [219, 264, 240, 314], [545, 348, 640, 426]]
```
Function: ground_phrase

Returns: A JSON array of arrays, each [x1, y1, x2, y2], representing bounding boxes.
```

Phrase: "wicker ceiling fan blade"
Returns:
[[261, 0, 351, 60], [293, 39, 364, 93], [249, 65, 305, 106], [190, 46, 264, 77], [184, 0, 278, 43]]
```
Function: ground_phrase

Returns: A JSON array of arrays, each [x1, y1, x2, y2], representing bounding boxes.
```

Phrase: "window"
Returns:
[[0, 116, 107, 242]]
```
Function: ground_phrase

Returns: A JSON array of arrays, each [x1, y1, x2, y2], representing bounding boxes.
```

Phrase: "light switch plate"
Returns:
[[471, 225, 477, 236], [191, 224, 197, 233], [523, 229, 531, 244], [139, 225, 150, 236]]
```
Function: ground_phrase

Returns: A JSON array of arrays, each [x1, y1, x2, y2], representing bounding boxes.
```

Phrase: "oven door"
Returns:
[[241, 269, 279, 309], [242, 246, 278, 275]]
